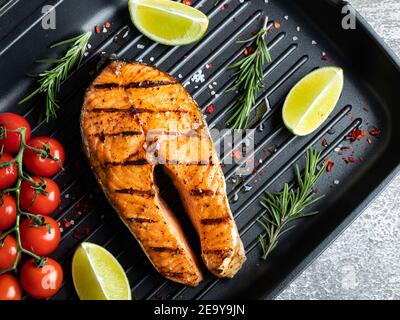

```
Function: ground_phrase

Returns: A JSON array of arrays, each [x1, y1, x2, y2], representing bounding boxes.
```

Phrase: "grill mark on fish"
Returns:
[[160, 271, 197, 279], [105, 159, 214, 167], [104, 159, 148, 168], [150, 247, 182, 254], [91, 131, 143, 139], [201, 217, 231, 225], [88, 107, 190, 115], [203, 249, 233, 258], [93, 80, 177, 90], [128, 217, 158, 223], [191, 189, 216, 196], [115, 188, 155, 197]]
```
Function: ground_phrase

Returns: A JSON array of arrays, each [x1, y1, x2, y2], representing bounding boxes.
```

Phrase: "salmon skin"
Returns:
[[81, 61, 246, 287]]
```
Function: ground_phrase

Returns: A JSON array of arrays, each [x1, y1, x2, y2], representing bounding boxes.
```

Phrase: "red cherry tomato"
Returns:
[[20, 216, 61, 256], [20, 177, 60, 215], [0, 274, 22, 300], [20, 258, 63, 299], [0, 235, 20, 270], [23, 136, 65, 177], [0, 113, 31, 154], [0, 194, 17, 231], [0, 153, 17, 190]]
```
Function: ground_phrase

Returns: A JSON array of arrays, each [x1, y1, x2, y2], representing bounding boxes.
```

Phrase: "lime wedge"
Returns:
[[72, 242, 131, 300], [128, 0, 209, 46], [282, 67, 344, 136]]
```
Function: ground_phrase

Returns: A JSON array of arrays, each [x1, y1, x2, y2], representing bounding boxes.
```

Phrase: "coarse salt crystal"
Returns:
[[211, 91, 216, 95], [312, 40, 317, 45], [150, 57, 154, 62], [293, 36, 298, 41], [284, 15, 289, 20], [191, 69, 205, 83], [178, 74, 183, 79], [137, 44, 145, 49], [334, 179, 340, 185], [297, 26, 301, 32]]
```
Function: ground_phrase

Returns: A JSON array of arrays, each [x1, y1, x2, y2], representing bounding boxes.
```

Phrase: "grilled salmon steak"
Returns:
[[81, 61, 246, 286]]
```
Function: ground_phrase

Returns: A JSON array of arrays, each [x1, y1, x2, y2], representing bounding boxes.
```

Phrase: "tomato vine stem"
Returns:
[[0, 127, 48, 275]]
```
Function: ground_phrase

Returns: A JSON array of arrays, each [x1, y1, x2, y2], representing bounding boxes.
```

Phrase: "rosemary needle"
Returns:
[[226, 17, 272, 129], [18, 31, 92, 122], [258, 149, 327, 260]]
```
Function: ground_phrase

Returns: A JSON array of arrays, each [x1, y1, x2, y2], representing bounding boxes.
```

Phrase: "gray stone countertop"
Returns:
[[277, 0, 400, 300]]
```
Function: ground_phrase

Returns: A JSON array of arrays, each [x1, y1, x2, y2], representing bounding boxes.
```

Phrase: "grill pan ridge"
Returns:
[[0, 0, 399, 300]]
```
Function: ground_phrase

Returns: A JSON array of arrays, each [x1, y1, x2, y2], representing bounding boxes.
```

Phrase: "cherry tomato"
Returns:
[[0, 113, 31, 154], [20, 216, 60, 256], [20, 258, 63, 299], [0, 274, 22, 300], [0, 153, 17, 190], [23, 136, 65, 177], [0, 194, 17, 231], [20, 177, 60, 215], [0, 235, 20, 270]]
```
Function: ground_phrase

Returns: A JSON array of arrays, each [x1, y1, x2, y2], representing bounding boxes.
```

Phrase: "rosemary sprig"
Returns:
[[226, 17, 272, 129], [18, 31, 92, 122], [258, 149, 327, 260]]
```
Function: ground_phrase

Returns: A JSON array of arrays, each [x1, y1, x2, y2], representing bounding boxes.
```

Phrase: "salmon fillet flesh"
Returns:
[[81, 61, 246, 287]]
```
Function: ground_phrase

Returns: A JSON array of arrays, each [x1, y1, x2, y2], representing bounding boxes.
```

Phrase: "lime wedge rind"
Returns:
[[128, 0, 209, 46], [72, 242, 131, 300], [282, 67, 344, 136]]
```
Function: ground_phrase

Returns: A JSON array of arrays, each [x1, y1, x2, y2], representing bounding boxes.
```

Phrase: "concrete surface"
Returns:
[[277, 0, 400, 300]]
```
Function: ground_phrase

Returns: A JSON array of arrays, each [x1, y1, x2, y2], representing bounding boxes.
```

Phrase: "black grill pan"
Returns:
[[0, 0, 399, 300]]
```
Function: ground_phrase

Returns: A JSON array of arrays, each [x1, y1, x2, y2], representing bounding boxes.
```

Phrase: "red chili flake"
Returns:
[[359, 156, 366, 162], [347, 128, 365, 142], [205, 63, 213, 69], [367, 138, 372, 144], [62, 218, 72, 229], [104, 21, 111, 28], [220, 4, 226, 11], [326, 160, 334, 172], [231, 150, 241, 161], [312, 188, 319, 194], [73, 230, 81, 240], [348, 156, 355, 163], [322, 138, 328, 147], [95, 25, 101, 34], [182, 0, 192, 5], [244, 46, 255, 56], [246, 158, 253, 164], [259, 171, 265, 177], [252, 163, 260, 174], [205, 104, 215, 114], [338, 151, 343, 156], [321, 53, 328, 61], [341, 146, 352, 151], [82, 228, 91, 236], [369, 128, 381, 137], [363, 107, 369, 112]]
